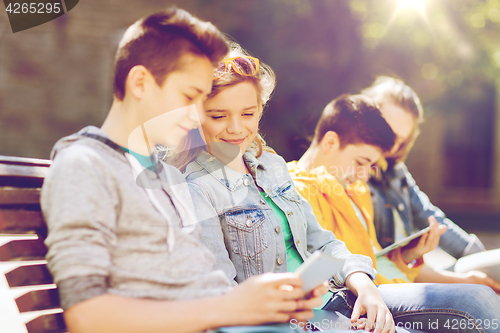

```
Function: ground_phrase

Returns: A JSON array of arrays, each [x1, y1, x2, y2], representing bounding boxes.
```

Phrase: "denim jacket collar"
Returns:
[[243, 150, 267, 173], [391, 162, 407, 179], [195, 150, 266, 192]]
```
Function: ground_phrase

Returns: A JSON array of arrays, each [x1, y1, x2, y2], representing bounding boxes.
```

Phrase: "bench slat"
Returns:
[[0, 188, 41, 205], [6, 264, 54, 287], [0, 176, 45, 188], [0, 164, 48, 179], [0, 159, 50, 188], [0, 239, 47, 261], [16, 287, 60, 312], [0, 209, 47, 235], [25, 312, 66, 333], [0, 156, 51, 168]]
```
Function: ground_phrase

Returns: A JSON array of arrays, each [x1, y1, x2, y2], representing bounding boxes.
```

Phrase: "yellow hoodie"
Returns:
[[287, 161, 423, 285]]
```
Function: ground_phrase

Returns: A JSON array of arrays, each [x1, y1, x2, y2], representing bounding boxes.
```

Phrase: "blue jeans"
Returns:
[[213, 309, 422, 332], [323, 283, 500, 333]]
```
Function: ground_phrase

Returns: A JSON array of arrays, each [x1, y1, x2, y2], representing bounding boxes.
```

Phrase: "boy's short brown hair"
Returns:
[[113, 7, 228, 100], [313, 94, 396, 153]]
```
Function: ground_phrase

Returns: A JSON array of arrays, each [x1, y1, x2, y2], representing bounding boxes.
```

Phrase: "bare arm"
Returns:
[[64, 293, 229, 333], [415, 266, 500, 293]]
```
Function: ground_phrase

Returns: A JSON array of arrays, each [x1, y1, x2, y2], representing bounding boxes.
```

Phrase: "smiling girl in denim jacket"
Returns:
[[173, 44, 398, 331]]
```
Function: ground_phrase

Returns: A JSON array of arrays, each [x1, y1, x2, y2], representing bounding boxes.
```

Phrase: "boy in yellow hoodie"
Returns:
[[288, 94, 446, 285]]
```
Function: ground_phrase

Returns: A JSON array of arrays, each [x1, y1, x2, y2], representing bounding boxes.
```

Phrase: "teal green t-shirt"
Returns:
[[259, 192, 332, 308], [122, 147, 156, 171]]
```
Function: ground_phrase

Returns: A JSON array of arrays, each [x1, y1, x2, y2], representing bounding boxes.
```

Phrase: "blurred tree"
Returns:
[[347, 0, 500, 188]]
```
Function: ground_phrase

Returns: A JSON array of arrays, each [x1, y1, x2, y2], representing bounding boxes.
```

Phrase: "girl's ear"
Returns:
[[321, 131, 341, 153], [125, 65, 151, 99]]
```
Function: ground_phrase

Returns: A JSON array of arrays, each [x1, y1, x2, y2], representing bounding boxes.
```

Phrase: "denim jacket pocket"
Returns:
[[277, 182, 301, 203], [225, 207, 269, 258]]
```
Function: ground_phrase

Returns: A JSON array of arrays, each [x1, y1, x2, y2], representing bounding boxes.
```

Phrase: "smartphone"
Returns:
[[295, 251, 345, 293]]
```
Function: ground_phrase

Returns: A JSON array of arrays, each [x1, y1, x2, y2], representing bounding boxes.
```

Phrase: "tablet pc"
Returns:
[[295, 251, 344, 293], [375, 227, 431, 257]]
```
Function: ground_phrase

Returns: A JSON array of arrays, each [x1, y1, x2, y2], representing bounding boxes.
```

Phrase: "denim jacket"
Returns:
[[184, 150, 375, 286], [369, 162, 485, 259]]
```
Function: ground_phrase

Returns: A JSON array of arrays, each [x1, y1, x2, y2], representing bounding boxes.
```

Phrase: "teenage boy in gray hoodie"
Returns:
[[41, 8, 329, 333]]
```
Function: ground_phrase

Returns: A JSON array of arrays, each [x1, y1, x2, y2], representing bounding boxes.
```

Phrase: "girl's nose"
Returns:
[[226, 117, 242, 134]]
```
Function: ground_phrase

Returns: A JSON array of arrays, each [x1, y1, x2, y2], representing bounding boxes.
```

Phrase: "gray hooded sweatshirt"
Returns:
[[42, 126, 232, 310]]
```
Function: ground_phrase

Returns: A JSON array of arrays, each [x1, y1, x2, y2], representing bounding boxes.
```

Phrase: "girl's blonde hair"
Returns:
[[168, 43, 276, 171], [362, 76, 424, 164]]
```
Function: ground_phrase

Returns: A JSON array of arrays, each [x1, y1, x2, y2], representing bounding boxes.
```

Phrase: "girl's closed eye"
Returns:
[[210, 115, 225, 120], [243, 112, 255, 117], [185, 94, 194, 101]]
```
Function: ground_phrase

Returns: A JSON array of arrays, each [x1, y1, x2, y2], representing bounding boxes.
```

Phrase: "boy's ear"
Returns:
[[125, 65, 151, 99], [321, 131, 341, 152]]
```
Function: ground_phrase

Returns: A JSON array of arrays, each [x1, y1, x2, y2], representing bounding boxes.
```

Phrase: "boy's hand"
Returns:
[[221, 272, 317, 326], [290, 281, 329, 330], [304, 281, 329, 306], [346, 272, 395, 333], [401, 216, 447, 264]]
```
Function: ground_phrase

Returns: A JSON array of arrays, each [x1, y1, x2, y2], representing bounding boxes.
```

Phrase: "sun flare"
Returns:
[[397, 0, 426, 12]]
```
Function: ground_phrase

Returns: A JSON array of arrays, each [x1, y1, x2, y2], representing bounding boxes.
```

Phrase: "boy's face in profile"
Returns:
[[139, 53, 214, 148], [324, 141, 382, 186]]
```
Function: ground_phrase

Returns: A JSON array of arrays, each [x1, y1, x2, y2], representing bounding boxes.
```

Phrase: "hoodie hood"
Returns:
[[50, 126, 122, 160]]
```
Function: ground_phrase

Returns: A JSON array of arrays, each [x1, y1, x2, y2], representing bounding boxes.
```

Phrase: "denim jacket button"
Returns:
[[397, 203, 404, 212], [275, 226, 281, 234], [277, 257, 283, 265], [260, 199, 266, 205], [243, 178, 250, 186], [246, 219, 252, 227]]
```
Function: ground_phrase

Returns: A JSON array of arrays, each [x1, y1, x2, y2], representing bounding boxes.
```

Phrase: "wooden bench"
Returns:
[[0, 155, 67, 333], [0, 156, 355, 333]]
